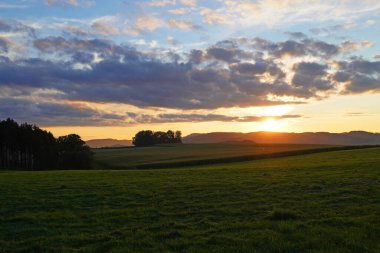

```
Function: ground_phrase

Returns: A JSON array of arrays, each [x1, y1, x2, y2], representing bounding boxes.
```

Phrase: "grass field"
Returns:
[[93, 143, 336, 169], [1, 147, 380, 252]]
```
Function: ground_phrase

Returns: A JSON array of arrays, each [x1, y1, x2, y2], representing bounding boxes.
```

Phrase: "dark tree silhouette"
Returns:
[[132, 130, 154, 147], [0, 118, 57, 170], [132, 130, 182, 147], [175, 131, 182, 143], [0, 118, 93, 170], [57, 134, 93, 169]]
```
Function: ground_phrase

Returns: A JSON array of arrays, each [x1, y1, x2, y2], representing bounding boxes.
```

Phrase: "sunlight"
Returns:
[[262, 119, 282, 131], [262, 105, 294, 116]]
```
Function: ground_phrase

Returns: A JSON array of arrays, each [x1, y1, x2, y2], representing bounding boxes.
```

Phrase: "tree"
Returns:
[[0, 118, 57, 170], [0, 119, 94, 170], [132, 130, 155, 147], [175, 131, 182, 143], [132, 130, 183, 147], [166, 130, 175, 143], [57, 134, 93, 169]]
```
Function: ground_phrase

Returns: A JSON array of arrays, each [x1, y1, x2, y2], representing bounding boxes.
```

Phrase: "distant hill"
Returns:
[[183, 131, 380, 145], [86, 139, 132, 148]]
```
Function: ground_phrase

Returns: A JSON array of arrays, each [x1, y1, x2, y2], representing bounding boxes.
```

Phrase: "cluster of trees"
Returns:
[[0, 118, 93, 170], [133, 130, 182, 147]]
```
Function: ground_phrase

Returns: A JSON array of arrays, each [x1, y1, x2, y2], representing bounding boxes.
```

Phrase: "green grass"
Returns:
[[93, 143, 335, 169], [1, 147, 380, 252]]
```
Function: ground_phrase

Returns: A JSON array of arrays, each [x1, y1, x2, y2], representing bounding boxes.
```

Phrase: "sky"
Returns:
[[0, 0, 380, 140]]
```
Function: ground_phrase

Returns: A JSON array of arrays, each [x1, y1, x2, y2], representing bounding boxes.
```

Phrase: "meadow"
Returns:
[[1, 147, 380, 252], [93, 143, 337, 169]]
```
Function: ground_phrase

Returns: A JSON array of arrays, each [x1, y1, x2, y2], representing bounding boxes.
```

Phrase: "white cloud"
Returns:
[[135, 16, 163, 32], [367, 19, 376, 25], [201, 0, 380, 27], [146, 0, 176, 7], [168, 8, 191, 14], [180, 0, 196, 7]]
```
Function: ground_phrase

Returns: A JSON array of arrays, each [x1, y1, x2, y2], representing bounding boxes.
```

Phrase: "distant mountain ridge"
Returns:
[[183, 131, 380, 145], [86, 139, 132, 148]]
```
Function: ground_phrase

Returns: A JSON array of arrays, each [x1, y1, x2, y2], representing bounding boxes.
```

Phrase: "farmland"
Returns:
[[93, 143, 337, 169], [1, 147, 380, 252]]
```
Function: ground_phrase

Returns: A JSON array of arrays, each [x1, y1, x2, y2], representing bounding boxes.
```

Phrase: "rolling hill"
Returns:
[[86, 138, 132, 148], [183, 131, 380, 145]]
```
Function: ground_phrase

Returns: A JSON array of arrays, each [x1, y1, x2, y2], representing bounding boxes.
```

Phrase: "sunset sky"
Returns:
[[1, 0, 380, 140]]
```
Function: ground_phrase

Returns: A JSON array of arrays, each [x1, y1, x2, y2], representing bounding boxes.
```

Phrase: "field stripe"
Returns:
[[103, 145, 380, 170]]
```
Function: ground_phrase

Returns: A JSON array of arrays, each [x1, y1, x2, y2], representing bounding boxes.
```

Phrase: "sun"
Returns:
[[262, 119, 282, 131]]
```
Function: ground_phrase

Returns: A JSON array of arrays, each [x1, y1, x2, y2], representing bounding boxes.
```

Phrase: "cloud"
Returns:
[[44, 0, 78, 6], [63, 25, 91, 36], [2, 30, 380, 125], [127, 112, 301, 123], [167, 19, 200, 30], [204, 0, 380, 28], [341, 40, 375, 53], [135, 16, 162, 32], [285, 32, 307, 39], [167, 36, 178, 45], [200, 8, 231, 25], [0, 41, 297, 109], [180, 0, 196, 7], [292, 62, 333, 91], [1, 35, 379, 114], [33, 36, 121, 58], [237, 37, 342, 59], [91, 21, 119, 36], [0, 37, 12, 53], [0, 97, 125, 126], [344, 112, 369, 117], [168, 8, 191, 14], [0, 96, 301, 126], [367, 19, 376, 25], [146, 0, 176, 7], [0, 19, 35, 37], [333, 59, 380, 94]]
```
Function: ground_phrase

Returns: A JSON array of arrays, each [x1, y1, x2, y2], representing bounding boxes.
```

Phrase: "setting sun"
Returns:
[[262, 119, 282, 131]]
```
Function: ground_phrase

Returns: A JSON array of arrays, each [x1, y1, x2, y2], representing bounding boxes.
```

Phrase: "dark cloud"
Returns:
[[0, 96, 301, 126], [127, 113, 302, 123], [292, 62, 333, 91], [206, 47, 241, 62], [0, 19, 35, 37], [285, 32, 307, 39], [0, 35, 379, 117], [0, 37, 302, 109], [234, 62, 267, 75], [334, 59, 380, 93], [0, 97, 126, 126], [242, 37, 341, 59], [0, 20, 12, 32]]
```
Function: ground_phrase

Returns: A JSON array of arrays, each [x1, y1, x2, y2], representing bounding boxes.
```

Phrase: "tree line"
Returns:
[[133, 130, 182, 147], [0, 118, 93, 170]]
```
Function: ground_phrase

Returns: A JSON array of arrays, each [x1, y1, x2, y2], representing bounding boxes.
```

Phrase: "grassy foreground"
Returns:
[[1, 148, 380, 252], [93, 143, 334, 169]]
